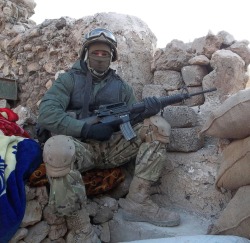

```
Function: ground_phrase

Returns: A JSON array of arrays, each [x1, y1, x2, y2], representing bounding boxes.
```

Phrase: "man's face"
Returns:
[[91, 50, 110, 57], [88, 43, 112, 73]]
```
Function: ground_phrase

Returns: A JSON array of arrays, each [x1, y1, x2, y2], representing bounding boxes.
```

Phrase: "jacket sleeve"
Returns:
[[121, 81, 137, 107], [38, 72, 86, 137]]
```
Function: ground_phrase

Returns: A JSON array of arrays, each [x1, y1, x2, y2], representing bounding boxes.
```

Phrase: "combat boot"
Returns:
[[65, 208, 100, 243], [119, 176, 180, 227]]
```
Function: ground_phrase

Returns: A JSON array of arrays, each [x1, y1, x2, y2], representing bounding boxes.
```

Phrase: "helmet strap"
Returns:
[[84, 49, 88, 61]]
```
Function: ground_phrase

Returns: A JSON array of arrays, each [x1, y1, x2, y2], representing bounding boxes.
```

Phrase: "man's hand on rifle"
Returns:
[[81, 123, 114, 141], [141, 96, 161, 119]]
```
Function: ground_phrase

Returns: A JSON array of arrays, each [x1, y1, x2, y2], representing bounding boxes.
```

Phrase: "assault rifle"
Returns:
[[87, 87, 217, 141]]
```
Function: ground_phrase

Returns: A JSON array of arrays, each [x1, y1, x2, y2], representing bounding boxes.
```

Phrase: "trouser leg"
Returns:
[[43, 135, 100, 243], [134, 140, 167, 181], [43, 116, 180, 232], [119, 116, 181, 226], [65, 206, 100, 243]]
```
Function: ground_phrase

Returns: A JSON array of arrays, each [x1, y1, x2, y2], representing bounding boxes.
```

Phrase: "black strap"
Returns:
[[79, 71, 92, 119]]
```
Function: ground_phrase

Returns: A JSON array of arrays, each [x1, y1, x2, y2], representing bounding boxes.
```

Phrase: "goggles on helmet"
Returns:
[[85, 28, 117, 47]]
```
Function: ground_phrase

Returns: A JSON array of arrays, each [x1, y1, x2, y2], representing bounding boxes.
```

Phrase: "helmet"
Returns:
[[80, 28, 118, 62]]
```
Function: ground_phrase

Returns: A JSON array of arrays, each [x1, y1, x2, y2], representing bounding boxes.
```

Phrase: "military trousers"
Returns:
[[44, 122, 169, 216]]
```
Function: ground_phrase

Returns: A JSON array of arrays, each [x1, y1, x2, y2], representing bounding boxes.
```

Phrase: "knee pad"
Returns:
[[139, 115, 171, 144], [43, 135, 76, 177]]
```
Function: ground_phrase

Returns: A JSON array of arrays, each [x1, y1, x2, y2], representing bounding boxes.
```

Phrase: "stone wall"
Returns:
[[0, 0, 36, 36], [148, 32, 250, 218], [1, 0, 250, 242], [0, 7, 156, 112]]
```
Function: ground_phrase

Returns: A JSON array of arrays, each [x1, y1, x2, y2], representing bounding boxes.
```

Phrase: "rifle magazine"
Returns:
[[120, 122, 137, 141]]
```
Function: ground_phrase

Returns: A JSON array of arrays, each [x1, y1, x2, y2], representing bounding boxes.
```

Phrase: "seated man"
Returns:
[[38, 27, 180, 243]]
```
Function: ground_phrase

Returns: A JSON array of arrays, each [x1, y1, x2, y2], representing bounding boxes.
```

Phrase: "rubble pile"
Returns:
[[0, 0, 36, 37], [1, 0, 250, 242]]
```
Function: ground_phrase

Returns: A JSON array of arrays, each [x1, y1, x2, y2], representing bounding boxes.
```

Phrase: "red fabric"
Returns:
[[0, 108, 30, 138], [0, 108, 19, 122]]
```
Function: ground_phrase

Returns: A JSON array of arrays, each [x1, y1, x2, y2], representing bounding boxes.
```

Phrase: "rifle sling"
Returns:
[[79, 71, 92, 119]]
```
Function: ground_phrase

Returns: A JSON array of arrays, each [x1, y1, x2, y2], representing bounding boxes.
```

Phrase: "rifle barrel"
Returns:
[[189, 87, 217, 97], [130, 87, 217, 114]]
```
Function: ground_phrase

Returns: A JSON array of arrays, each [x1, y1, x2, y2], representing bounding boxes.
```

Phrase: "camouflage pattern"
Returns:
[[66, 207, 101, 243], [48, 170, 86, 216], [72, 124, 142, 172], [46, 120, 169, 216], [134, 141, 167, 182]]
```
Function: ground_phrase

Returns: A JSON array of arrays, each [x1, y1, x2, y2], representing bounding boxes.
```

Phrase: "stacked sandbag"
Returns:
[[200, 88, 250, 191], [209, 186, 250, 239], [200, 88, 250, 239], [215, 136, 250, 191], [200, 88, 250, 139]]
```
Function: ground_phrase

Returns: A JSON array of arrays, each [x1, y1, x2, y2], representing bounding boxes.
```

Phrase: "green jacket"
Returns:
[[38, 60, 137, 137]]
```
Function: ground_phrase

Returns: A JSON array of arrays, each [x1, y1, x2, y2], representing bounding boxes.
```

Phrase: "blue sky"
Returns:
[[31, 0, 250, 48]]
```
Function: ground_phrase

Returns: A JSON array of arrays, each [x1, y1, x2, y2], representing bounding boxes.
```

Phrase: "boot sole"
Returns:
[[120, 209, 180, 227]]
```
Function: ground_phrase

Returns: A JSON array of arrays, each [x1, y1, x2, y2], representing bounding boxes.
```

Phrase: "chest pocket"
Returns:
[[68, 70, 123, 116], [92, 78, 123, 108]]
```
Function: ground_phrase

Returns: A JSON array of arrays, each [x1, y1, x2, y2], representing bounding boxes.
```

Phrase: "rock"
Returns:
[[21, 200, 42, 227], [154, 40, 193, 71], [153, 70, 183, 91], [142, 84, 167, 98], [36, 186, 49, 208], [43, 206, 65, 225], [9, 228, 28, 242], [48, 223, 67, 240], [168, 127, 204, 152], [227, 40, 250, 67], [202, 49, 246, 104], [217, 30, 235, 47], [188, 55, 210, 65], [181, 65, 208, 87], [100, 222, 110, 243], [23, 221, 50, 243], [93, 207, 114, 224], [191, 32, 223, 58], [163, 106, 198, 128]]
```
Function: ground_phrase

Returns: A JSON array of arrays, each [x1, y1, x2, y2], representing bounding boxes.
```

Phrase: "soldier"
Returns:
[[38, 28, 180, 242]]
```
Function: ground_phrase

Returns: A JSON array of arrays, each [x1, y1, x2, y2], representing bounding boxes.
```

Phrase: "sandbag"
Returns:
[[209, 185, 250, 239], [200, 89, 250, 139], [215, 136, 250, 191]]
